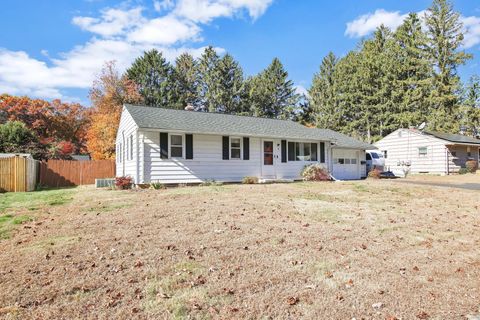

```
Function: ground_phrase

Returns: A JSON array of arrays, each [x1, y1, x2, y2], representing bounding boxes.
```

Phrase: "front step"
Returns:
[[258, 178, 294, 184]]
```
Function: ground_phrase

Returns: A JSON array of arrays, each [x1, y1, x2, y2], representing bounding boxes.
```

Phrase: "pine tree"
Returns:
[[214, 54, 246, 114], [424, 0, 472, 132], [309, 52, 342, 130], [197, 46, 221, 112], [172, 53, 200, 109], [248, 58, 299, 118], [460, 76, 480, 137], [392, 13, 432, 128], [125, 49, 175, 107]]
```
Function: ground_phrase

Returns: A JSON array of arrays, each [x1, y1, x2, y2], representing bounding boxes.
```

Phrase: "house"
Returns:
[[374, 128, 480, 176], [115, 105, 375, 184]]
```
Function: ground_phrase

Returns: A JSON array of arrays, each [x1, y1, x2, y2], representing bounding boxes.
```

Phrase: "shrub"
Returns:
[[458, 167, 468, 175], [150, 181, 166, 190], [115, 176, 133, 190], [465, 160, 478, 173], [367, 169, 381, 179], [200, 179, 223, 187], [301, 164, 331, 181], [242, 176, 259, 184]]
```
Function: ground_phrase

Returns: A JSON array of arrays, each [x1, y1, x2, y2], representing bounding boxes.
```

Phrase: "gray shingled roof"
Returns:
[[125, 104, 374, 149], [424, 131, 480, 145]]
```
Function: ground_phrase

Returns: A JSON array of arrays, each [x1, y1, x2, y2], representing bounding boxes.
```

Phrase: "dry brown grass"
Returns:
[[1, 175, 480, 319]]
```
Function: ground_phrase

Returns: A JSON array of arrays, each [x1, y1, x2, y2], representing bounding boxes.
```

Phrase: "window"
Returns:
[[383, 150, 387, 159], [338, 158, 345, 164], [230, 137, 241, 159], [366, 153, 372, 160], [129, 135, 133, 160], [467, 146, 472, 158], [371, 153, 379, 159], [170, 134, 183, 158], [418, 147, 428, 156], [345, 158, 351, 164], [288, 142, 318, 161], [351, 158, 357, 164], [451, 151, 457, 157]]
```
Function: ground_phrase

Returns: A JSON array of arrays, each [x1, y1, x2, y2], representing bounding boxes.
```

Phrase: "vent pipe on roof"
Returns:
[[184, 104, 195, 111]]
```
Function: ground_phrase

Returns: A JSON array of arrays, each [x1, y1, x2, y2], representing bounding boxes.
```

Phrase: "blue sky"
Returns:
[[0, 0, 479, 105]]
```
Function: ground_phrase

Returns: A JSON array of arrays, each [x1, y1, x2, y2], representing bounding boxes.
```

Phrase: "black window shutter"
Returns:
[[320, 142, 325, 163], [311, 143, 318, 161], [222, 136, 229, 160], [186, 134, 193, 159], [160, 132, 168, 159], [281, 140, 287, 163], [288, 142, 295, 161], [243, 137, 249, 160]]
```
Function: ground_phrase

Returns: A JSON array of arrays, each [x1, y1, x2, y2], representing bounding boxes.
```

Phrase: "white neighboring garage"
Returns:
[[332, 148, 365, 180]]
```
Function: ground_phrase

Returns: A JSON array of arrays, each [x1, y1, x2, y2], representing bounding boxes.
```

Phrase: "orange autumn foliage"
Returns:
[[0, 94, 90, 157], [86, 61, 143, 160]]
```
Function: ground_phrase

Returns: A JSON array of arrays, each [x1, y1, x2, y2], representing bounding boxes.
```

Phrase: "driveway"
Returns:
[[391, 175, 480, 191]]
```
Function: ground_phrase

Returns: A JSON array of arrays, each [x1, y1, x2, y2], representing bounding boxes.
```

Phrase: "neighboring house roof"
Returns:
[[423, 131, 480, 145], [124, 104, 374, 150], [0, 153, 33, 159]]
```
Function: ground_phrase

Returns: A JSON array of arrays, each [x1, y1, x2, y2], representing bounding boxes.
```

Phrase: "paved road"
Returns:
[[392, 179, 480, 191]]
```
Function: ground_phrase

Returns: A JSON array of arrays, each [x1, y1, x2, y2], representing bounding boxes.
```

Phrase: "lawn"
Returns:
[[0, 175, 479, 319]]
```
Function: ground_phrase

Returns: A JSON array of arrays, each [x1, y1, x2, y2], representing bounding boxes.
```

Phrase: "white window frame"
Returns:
[[230, 136, 242, 160], [129, 135, 134, 160], [418, 146, 428, 157], [287, 141, 318, 162], [169, 133, 185, 159]]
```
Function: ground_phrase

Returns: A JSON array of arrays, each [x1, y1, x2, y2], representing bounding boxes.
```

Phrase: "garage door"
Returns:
[[332, 149, 360, 180]]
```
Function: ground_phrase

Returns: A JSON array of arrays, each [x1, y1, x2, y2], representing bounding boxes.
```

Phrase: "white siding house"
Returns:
[[375, 128, 480, 176], [115, 105, 374, 184]]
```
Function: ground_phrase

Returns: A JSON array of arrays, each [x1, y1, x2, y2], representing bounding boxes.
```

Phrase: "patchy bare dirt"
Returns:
[[1, 175, 480, 319]]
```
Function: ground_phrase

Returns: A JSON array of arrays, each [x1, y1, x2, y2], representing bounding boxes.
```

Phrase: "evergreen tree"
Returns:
[[172, 53, 200, 109], [125, 49, 175, 107], [392, 13, 432, 128], [309, 52, 342, 130], [248, 58, 299, 118], [460, 76, 480, 137], [197, 46, 221, 112], [214, 54, 247, 114], [424, 0, 472, 132]]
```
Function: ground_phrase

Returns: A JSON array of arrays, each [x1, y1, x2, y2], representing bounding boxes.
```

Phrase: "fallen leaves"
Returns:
[[416, 311, 430, 319], [286, 296, 299, 305]]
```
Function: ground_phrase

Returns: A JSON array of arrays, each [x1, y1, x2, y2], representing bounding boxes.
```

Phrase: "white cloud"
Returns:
[[73, 8, 144, 37], [462, 15, 480, 49], [0, 1, 274, 101], [154, 0, 175, 12], [174, 0, 274, 23], [128, 15, 201, 45], [346, 9, 480, 50], [294, 85, 308, 97], [345, 9, 408, 38]]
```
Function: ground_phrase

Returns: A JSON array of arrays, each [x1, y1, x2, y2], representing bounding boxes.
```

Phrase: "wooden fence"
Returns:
[[39, 160, 115, 187], [0, 156, 39, 192]]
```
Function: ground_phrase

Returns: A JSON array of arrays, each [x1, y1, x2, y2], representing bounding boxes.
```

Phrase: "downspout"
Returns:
[[122, 131, 125, 176], [135, 129, 139, 184]]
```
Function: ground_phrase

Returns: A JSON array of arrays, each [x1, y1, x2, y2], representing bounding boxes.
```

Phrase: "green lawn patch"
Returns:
[[0, 214, 33, 239], [0, 188, 75, 213]]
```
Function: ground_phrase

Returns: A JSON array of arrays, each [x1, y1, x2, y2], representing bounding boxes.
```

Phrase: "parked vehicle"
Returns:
[[366, 150, 385, 173]]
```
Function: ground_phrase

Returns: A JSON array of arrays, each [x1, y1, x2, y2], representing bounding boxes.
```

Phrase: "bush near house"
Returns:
[[301, 164, 331, 181], [367, 169, 382, 179], [242, 176, 259, 184], [115, 176, 133, 190], [465, 160, 478, 173]]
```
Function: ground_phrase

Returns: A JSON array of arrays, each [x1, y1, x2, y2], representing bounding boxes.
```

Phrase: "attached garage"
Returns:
[[332, 148, 363, 180]]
